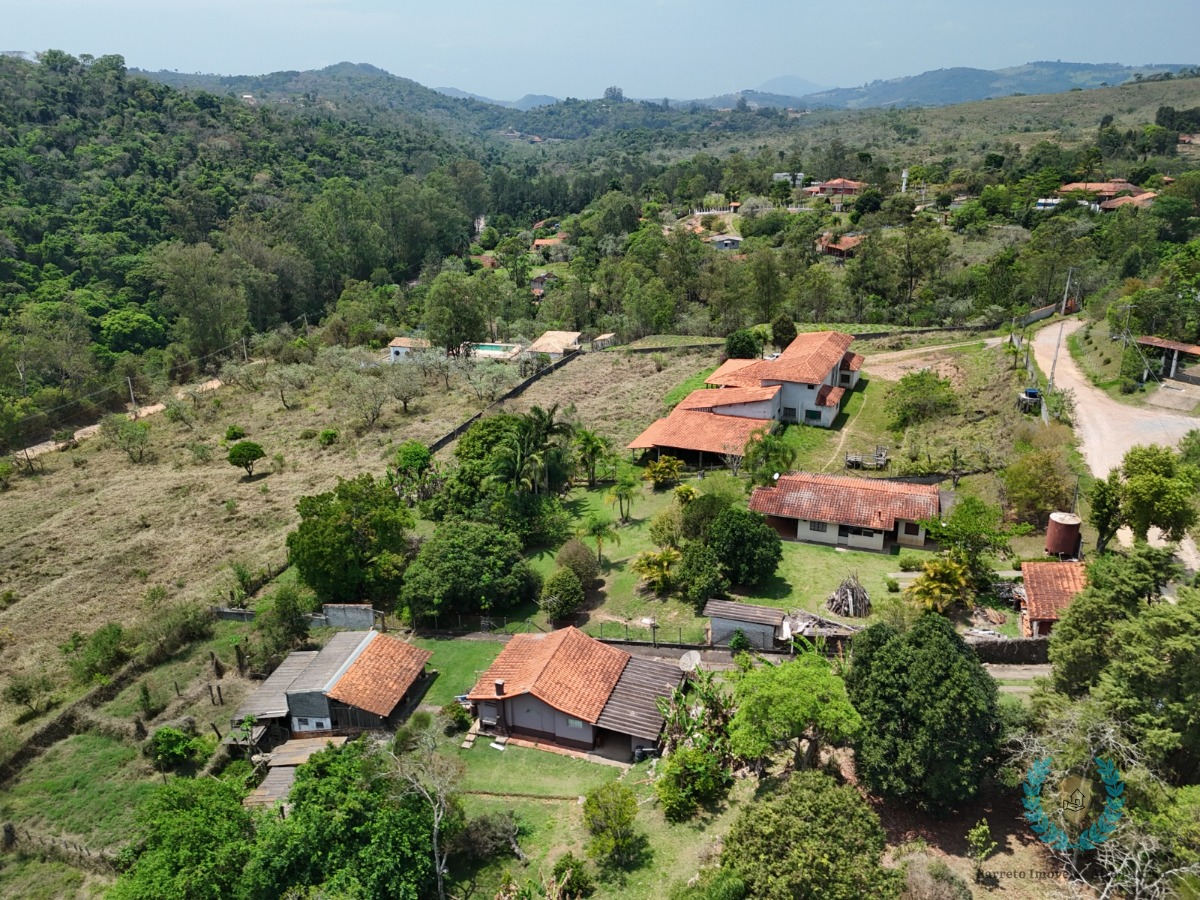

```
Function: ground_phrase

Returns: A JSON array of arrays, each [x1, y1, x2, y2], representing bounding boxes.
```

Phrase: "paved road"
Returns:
[[1032, 319, 1200, 569]]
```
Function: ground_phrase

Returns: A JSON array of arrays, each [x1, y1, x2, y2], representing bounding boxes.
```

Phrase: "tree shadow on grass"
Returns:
[[596, 834, 654, 886], [737, 574, 794, 601]]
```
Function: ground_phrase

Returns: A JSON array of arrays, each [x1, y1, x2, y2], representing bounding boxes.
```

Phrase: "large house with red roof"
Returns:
[[467, 627, 683, 755], [748, 472, 941, 551], [804, 178, 869, 197], [628, 331, 862, 461]]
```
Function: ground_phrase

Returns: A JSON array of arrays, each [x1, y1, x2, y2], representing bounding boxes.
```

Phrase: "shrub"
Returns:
[[552, 852, 595, 897], [318, 428, 339, 446], [65, 623, 129, 683], [583, 782, 644, 869], [724, 330, 760, 360], [677, 541, 729, 610], [656, 745, 733, 822], [649, 505, 684, 548], [897, 553, 924, 572], [224, 424, 247, 441], [149, 726, 205, 769], [0, 460, 13, 489], [728, 628, 756, 653], [188, 442, 212, 463], [541, 567, 585, 620], [644, 455, 684, 488], [680, 493, 733, 541], [441, 702, 473, 733], [707, 507, 782, 588], [555, 538, 599, 587], [887, 370, 957, 429], [299, 428, 318, 440], [885, 577, 900, 593]]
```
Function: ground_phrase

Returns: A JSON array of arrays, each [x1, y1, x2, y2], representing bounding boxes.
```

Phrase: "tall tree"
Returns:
[[142, 241, 248, 363], [846, 615, 1001, 812], [424, 271, 486, 355]]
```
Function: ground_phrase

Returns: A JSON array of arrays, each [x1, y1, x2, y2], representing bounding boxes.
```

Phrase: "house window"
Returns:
[[805, 409, 822, 421], [904, 522, 921, 536], [809, 521, 828, 533], [565, 717, 584, 729], [298, 718, 309, 725], [840, 372, 850, 383], [782, 406, 797, 420]]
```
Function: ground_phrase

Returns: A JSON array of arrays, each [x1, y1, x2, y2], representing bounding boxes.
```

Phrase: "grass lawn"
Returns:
[[0, 733, 157, 848], [409, 637, 505, 708], [0, 855, 108, 900], [450, 742, 619, 797]]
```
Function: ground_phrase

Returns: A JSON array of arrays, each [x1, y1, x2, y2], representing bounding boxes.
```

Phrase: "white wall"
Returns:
[[504, 694, 594, 745], [291, 715, 331, 732], [714, 398, 777, 419], [896, 519, 927, 547], [798, 519, 838, 545]]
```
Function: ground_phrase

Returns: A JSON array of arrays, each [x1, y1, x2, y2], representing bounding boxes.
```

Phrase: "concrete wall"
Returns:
[[791, 518, 884, 551], [844, 528, 885, 551], [322, 604, 377, 630], [710, 617, 776, 649], [714, 398, 777, 419], [896, 519, 927, 547]]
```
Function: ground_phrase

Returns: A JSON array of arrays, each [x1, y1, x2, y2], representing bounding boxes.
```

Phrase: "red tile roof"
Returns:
[[815, 384, 846, 407], [1137, 335, 1200, 356], [738, 331, 855, 386], [1057, 179, 1141, 198], [675, 385, 780, 411], [1022, 562, 1087, 624], [843, 351, 864, 372], [389, 337, 431, 349], [326, 635, 432, 718], [749, 472, 940, 530], [466, 627, 630, 724], [705, 357, 761, 388], [1099, 191, 1157, 210], [628, 408, 773, 455], [818, 233, 866, 254]]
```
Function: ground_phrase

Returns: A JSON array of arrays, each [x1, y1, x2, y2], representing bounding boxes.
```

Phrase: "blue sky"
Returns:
[[4, 0, 1198, 100]]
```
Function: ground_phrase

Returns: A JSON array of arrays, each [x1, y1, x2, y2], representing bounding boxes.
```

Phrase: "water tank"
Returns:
[[1045, 512, 1082, 557]]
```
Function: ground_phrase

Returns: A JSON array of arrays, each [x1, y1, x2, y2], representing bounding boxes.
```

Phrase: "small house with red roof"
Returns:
[[1020, 562, 1087, 637], [467, 627, 682, 754], [804, 178, 868, 197], [818, 232, 866, 259], [748, 472, 940, 551]]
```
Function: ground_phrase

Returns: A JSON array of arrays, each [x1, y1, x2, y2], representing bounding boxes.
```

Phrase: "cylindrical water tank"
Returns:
[[1045, 512, 1082, 557]]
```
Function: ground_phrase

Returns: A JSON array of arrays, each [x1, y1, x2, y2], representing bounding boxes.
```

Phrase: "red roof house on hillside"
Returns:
[[749, 472, 940, 552], [467, 627, 682, 754]]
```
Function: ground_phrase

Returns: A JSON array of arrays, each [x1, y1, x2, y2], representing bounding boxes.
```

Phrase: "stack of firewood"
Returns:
[[827, 573, 871, 618]]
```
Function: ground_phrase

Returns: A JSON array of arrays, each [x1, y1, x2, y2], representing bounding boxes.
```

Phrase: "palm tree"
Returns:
[[631, 547, 682, 596], [903, 557, 972, 613], [579, 513, 620, 566], [574, 428, 613, 488], [743, 426, 798, 486], [605, 467, 640, 523], [525, 404, 574, 494]]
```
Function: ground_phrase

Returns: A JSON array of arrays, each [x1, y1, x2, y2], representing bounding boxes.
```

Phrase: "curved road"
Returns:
[[1032, 319, 1200, 569], [1031, 320, 1197, 476]]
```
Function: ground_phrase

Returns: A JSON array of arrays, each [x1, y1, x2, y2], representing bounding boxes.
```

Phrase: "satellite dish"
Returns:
[[679, 650, 702, 673], [772, 472, 780, 481]]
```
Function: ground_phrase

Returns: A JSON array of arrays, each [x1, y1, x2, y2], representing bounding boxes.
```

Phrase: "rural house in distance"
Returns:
[[629, 331, 863, 462], [467, 627, 682, 757], [1019, 561, 1088, 637]]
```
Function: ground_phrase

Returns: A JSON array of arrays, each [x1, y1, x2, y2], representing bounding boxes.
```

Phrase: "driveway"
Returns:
[[1031, 319, 1200, 569]]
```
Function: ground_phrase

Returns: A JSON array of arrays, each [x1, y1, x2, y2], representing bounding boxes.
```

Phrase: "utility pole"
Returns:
[[126, 376, 138, 412], [241, 337, 249, 362], [1048, 321, 1065, 391], [1060, 268, 1073, 315]]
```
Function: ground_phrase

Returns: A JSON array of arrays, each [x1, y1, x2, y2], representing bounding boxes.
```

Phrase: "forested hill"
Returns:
[[802, 61, 1197, 110]]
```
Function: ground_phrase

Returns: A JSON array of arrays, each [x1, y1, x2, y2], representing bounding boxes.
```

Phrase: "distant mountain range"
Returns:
[[434, 86, 559, 111], [796, 61, 1193, 109]]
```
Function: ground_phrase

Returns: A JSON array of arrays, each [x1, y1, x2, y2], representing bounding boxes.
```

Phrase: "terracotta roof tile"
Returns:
[[749, 472, 940, 530], [1022, 562, 1087, 623], [628, 408, 774, 455], [675, 385, 780, 410], [705, 358, 762, 387], [326, 635, 432, 718], [816, 384, 846, 407], [843, 351, 864, 372], [738, 331, 854, 386], [389, 337, 431, 349], [466, 627, 630, 724], [527, 331, 582, 354]]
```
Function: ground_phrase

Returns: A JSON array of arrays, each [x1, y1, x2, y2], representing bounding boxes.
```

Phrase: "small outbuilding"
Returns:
[[388, 336, 431, 361], [1020, 561, 1087, 637], [526, 330, 582, 359], [703, 599, 786, 650]]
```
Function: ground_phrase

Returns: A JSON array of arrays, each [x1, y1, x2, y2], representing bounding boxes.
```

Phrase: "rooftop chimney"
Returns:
[[494, 679, 505, 696]]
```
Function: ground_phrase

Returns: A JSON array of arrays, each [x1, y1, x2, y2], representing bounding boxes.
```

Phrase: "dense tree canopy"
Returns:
[[847, 615, 1002, 812], [286, 474, 414, 606]]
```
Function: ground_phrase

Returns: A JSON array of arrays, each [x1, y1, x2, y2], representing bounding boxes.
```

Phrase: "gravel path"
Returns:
[[1031, 319, 1200, 570]]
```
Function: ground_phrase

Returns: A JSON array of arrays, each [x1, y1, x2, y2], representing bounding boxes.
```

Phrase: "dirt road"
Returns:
[[1031, 320, 1197, 476], [1032, 319, 1200, 569]]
